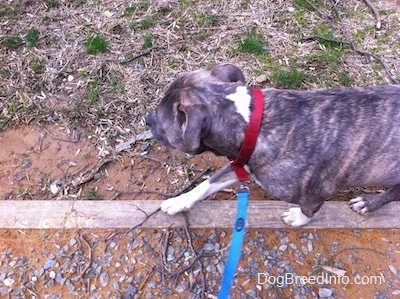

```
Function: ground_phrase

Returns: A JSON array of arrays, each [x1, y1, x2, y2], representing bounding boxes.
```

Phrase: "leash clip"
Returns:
[[236, 185, 250, 195]]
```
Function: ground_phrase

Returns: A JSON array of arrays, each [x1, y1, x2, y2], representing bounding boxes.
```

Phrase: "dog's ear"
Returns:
[[179, 105, 206, 153], [210, 64, 246, 84]]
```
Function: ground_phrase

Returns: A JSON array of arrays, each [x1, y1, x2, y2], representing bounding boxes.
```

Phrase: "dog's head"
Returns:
[[146, 63, 249, 155]]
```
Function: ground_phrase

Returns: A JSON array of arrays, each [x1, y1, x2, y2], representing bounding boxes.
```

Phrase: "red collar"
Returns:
[[229, 88, 264, 181]]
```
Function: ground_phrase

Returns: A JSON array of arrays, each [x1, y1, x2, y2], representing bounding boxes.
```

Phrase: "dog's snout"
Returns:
[[146, 111, 155, 127]]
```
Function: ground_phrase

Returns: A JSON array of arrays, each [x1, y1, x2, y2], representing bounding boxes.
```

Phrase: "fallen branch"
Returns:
[[119, 47, 160, 64], [69, 156, 116, 189], [77, 233, 92, 282], [363, 0, 381, 29], [115, 130, 153, 153]]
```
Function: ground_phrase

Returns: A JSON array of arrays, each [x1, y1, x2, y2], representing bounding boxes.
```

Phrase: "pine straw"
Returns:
[[0, 0, 399, 153]]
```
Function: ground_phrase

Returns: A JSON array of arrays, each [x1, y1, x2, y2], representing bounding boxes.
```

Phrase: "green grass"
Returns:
[[85, 188, 98, 200], [3, 36, 23, 49], [84, 34, 108, 55], [140, 17, 154, 29], [272, 68, 305, 89], [44, 0, 60, 8], [26, 27, 40, 47], [338, 72, 351, 86], [29, 57, 45, 73], [86, 81, 101, 104], [195, 12, 220, 27], [0, 3, 22, 18], [142, 34, 153, 50], [293, 0, 315, 10], [238, 30, 268, 56], [313, 24, 343, 50]]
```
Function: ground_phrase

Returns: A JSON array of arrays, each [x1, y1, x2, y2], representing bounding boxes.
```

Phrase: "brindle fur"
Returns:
[[146, 63, 400, 223]]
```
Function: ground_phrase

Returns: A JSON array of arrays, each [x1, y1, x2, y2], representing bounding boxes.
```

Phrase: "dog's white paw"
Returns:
[[281, 207, 312, 227], [349, 197, 368, 215], [160, 194, 195, 215]]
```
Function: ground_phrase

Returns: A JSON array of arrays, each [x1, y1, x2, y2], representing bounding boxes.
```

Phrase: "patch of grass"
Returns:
[[313, 24, 343, 50], [195, 12, 220, 27], [44, 0, 60, 8], [0, 3, 22, 18], [3, 36, 24, 49], [26, 27, 40, 47], [179, 0, 195, 6], [86, 81, 101, 104], [308, 49, 343, 66], [29, 57, 45, 73], [294, 9, 308, 26], [140, 17, 154, 29], [84, 34, 108, 55], [123, 1, 149, 16], [272, 68, 305, 89], [85, 188, 98, 200], [338, 72, 351, 86], [238, 30, 268, 56], [142, 34, 153, 50], [293, 0, 315, 10], [107, 73, 125, 94]]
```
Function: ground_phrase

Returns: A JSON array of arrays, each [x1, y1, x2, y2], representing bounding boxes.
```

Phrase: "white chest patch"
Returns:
[[226, 86, 251, 123]]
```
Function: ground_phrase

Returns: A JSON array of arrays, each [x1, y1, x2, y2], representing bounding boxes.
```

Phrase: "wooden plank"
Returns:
[[0, 200, 399, 229]]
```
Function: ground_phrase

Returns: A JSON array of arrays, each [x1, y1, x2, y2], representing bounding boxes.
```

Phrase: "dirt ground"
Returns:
[[1, 0, 400, 298], [0, 125, 399, 298]]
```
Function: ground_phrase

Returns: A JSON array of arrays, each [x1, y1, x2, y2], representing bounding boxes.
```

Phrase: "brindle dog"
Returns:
[[146, 63, 400, 227]]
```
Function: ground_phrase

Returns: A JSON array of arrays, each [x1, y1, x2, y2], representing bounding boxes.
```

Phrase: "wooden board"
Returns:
[[0, 200, 399, 229]]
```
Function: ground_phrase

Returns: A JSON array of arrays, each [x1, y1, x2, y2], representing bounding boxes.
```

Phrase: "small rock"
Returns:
[[279, 245, 288, 252], [388, 265, 398, 275], [256, 74, 268, 84], [100, 272, 109, 287], [203, 243, 214, 251], [318, 288, 333, 297], [112, 281, 120, 291], [44, 259, 56, 270], [3, 278, 15, 287], [126, 285, 137, 296], [22, 159, 32, 168], [70, 238, 77, 246], [49, 271, 56, 279]]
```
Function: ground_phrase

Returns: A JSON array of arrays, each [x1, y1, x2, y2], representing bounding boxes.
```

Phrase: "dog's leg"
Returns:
[[349, 184, 400, 215], [281, 199, 323, 228], [160, 164, 238, 215]]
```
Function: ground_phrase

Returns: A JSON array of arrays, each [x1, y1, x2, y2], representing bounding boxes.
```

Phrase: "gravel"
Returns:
[[0, 228, 399, 298]]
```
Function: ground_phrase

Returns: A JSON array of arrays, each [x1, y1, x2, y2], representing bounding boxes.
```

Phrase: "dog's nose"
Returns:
[[145, 111, 155, 126]]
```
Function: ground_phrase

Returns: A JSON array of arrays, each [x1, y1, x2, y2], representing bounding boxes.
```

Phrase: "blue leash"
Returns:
[[218, 185, 250, 299]]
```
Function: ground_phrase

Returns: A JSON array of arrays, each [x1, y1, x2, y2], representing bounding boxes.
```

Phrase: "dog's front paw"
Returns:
[[349, 197, 369, 215], [281, 207, 312, 227], [160, 194, 194, 215]]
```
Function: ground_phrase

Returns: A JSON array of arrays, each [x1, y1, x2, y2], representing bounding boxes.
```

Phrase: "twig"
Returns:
[[122, 166, 211, 199], [69, 156, 116, 189], [115, 130, 153, 153], [25, 287, 40, 299], [40, 126, 80, 143], [77, 233, 92, 281], [138, 268, 154, 292], [330, 246, 385, 259], [302, 35, 398, 84], [116, 206, 161, 239], [363, 0, 381, 29], [119, 47, 160, 64], [304, 0, 332, 21]]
